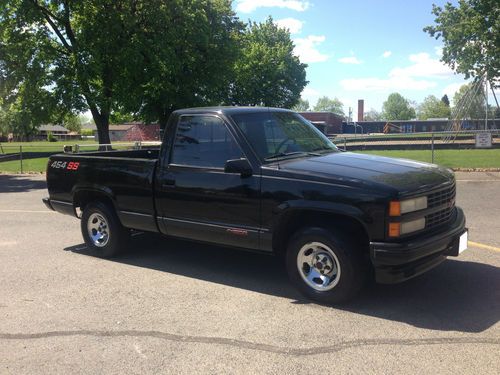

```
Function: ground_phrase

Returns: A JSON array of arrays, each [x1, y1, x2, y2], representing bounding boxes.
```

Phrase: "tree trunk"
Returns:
[[91, 109, 111, 149], [158, 109, 170, 131]]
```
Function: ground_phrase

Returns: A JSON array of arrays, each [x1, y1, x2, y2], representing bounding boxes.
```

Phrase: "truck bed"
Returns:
[[46, 148, 159, 232]]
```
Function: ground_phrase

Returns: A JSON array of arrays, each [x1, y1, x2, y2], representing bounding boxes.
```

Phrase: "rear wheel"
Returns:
[[80, 201, 128, 258], [286, 227, 366, 303]]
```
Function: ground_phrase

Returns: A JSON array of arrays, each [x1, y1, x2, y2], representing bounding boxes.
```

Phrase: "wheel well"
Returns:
[[73, 190, 115, 213], [273, 210, 370, 256]]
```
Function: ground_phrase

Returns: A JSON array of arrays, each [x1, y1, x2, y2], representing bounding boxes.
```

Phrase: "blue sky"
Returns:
[[233, 0, 471, 119]]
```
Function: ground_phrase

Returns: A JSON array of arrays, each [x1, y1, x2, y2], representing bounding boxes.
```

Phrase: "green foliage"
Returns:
[[230, 17, 308, 108], [363, 109, 382, 121], [63, 114, 82, 133], [292, 98, 310, 111], [46, 131, 56, 142], [110, 111, 135, 125], [1, 1, 309, 141], [424, 0, 500, 83], [452, 83, 486, 119], [313, 96, 345, 117], [80, 129, 94, 137], [441, 94, 450, 107], [0, 0, 140, 144], [418, 95, 451, 120], [121, 0, 244, 127], [382, 93, 416, 121]]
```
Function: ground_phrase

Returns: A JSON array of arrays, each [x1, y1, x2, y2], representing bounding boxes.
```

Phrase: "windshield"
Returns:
[[230, 111, 338, 162]]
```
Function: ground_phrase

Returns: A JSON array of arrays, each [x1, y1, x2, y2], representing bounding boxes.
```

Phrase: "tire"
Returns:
[[286, 227, 367, 304], [80, 201, 128, 258]]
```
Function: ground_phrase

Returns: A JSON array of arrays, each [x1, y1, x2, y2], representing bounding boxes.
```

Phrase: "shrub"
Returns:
[[47, 131, 57, 142]]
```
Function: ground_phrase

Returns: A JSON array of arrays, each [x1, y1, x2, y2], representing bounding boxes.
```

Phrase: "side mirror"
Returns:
[[224, 158, 253, 177]]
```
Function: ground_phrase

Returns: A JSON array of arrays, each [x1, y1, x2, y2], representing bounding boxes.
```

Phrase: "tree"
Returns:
[[124, 0, 243, 128], [230, 17, 308, 108], [292, 98, 310, 111], [418, 95, 451, 119], [63, 114, 82, 133], [382, 93, 416, 120], [441, 94, 450, 107], [0, 0, 145, 144], [313, 96, 345, 117], [424, 0, 500, 84], [452, 83, 486, 119], [0, 8, 58, 139], [363, 109, 382, 121]]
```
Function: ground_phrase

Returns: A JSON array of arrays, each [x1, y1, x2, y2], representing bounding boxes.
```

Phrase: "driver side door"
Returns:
[[155, 114, 263, 250]]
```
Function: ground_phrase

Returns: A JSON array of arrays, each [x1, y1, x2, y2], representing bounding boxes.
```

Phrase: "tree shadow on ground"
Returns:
[[0, 174, 46, 193], [66, 232, 500, 333]]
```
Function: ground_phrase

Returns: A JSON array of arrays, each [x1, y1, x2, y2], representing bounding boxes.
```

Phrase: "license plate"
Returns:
[[458, 231, 468, 254]]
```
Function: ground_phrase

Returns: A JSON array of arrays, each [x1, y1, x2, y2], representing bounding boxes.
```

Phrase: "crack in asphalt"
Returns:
[[1, 331, 498, 356]]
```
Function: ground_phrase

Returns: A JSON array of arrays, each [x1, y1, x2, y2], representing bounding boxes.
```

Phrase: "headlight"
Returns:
[[389, 196, 427, 216]]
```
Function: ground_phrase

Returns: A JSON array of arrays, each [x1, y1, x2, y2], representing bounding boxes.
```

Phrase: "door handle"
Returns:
[[162, 178, 176, 188]]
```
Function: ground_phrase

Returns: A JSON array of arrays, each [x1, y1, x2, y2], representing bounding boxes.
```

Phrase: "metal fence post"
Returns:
[[431, 133, 435, 164], [20, 145, 23, 173], [344, 137, 347, 151]]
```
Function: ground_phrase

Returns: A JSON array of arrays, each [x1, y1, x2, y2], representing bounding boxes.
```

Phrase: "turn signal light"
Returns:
[[388, 222, 401, 237], [389, 201, 401, 216]]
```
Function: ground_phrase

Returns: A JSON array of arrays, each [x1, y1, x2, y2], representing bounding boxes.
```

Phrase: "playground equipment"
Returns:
[[383, 122, 402, 133]]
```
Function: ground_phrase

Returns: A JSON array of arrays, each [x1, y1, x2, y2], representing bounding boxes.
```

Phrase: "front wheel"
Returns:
[[286, 227, 366, 304], [80, 201, 128, 258]]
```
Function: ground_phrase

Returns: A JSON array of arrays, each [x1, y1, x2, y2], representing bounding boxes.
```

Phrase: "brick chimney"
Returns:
[[357, 99, 364, 122]]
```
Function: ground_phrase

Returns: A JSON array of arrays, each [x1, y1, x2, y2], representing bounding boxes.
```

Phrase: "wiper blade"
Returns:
[[264, 151, 306, 161]]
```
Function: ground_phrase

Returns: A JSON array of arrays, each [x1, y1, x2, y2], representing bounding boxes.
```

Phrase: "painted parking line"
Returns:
[[456, 180, 500, 182], [469, 241, 500, 253]]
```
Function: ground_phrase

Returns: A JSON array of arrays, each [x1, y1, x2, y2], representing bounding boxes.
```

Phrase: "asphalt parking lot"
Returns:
[[0, 172, 499, 374]]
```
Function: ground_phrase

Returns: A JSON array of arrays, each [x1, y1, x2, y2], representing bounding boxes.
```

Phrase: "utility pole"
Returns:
[[485, 73, 488, 130]]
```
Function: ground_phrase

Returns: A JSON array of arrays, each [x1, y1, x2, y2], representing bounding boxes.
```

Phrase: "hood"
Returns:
[[277, 152, 454, 194]]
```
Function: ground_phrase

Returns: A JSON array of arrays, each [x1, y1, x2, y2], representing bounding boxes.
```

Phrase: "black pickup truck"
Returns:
[[44, 107, 468, 303]]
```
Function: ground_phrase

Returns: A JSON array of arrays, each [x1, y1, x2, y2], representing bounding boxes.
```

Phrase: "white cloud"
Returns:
[[293, 35, 329, 63], [441, 82, 464, 99], [340, 52, 456, 92], [338, 56, 363, 65], [275, 18, 304, 34], [235, 0, 310, 13], [382, 51, 392, 58], [390, 52, 453, 78]]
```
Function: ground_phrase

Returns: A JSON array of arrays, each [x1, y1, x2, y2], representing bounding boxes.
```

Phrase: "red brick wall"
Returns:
[[298, 112, 343, 134]]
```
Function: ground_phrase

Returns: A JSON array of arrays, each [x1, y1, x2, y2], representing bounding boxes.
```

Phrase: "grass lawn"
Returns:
[[358, 149, 500, 168], [0, 140, 96, 154], [0, 140, 140, 173], [0, 157, 48, 173]]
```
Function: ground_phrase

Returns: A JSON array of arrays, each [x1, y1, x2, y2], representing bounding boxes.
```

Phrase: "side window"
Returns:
[[171, 115, 243, 168]]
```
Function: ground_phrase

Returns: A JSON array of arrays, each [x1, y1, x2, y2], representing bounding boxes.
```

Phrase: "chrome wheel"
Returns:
[[87, 213, 110, 247], [296, 241, 341, 291]]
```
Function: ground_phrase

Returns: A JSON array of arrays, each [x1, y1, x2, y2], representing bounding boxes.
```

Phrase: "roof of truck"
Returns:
[[173, 106, 293, 116]]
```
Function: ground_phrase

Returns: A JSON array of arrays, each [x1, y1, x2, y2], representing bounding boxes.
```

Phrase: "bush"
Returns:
[[47, 131, 57, 142], [80, 129, 94, 136]]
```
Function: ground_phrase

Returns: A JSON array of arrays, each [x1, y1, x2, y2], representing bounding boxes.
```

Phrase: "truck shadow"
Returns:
[[0, 174, 46, 193], [66, 232, 499, 333]]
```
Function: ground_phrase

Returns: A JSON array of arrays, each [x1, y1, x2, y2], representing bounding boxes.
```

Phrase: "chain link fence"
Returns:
[[0, 141, 161, 173], [331, 130, 500, 168]]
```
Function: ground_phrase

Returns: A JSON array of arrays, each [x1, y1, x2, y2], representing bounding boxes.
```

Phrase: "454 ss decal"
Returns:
[[50, 161, 80, 170]]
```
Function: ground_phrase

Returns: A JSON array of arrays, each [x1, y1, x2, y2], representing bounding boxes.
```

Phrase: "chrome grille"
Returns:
[[426, 184, 456, 229]]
